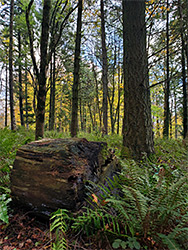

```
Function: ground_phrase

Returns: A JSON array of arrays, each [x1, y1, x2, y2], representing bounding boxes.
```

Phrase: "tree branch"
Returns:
[[48, 3, 78, 64]]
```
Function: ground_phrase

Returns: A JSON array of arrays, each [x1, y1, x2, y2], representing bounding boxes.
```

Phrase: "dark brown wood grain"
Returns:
[[11, 138, 118, 217]]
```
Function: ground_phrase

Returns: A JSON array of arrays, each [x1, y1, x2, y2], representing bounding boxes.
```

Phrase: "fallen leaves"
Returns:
[[0, 210, 51, 250]]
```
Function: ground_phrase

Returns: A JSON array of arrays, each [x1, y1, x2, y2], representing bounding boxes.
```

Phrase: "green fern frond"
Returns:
[[50, 209, 69, 250], [158, 233, 183, 250]]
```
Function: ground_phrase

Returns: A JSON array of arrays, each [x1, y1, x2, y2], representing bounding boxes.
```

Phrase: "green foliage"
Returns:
[[0, 127, 34, 225], [50, 209, 70, 250], [112, 238, 141, 249], [44, 130, 70, 139], [0, 127, 35, 172], [1, 127, 188, 249], [158, 233, 184, 250], [78, 132, 123, 156], [154, 138, 188, 171], [71, 206, 120, 237], [70, 148, 188, 249], [0, 194, 11, 224], [112, 239, 127, 249]]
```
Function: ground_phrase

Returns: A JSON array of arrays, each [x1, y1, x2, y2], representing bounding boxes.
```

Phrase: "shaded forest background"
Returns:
[[0, 0, 187, 142]]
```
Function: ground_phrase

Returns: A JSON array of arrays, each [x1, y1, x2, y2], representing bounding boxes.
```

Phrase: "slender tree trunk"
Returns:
[[100, 0, 108, 135], [33, 79, 37, 115], [9, 0, 16, 130], [79, 98, 84, 131], [156, 95, 160, 137], [35, 0, 51, 139], [170, 99, 173, 138], [49, 58, 53, 130], [71, 0, 83, 137], [49, 51, 56, 130], [88, 103, 95, 131], [51, 51, 56, 129], [163, 0, 170, 138], [108, 44, 116, 134], [116, 45, 121, 135], [122, 0, 154, 158], [174, 90, 178, 139], [156, 117, 160, 137], [25, 70, 29, 130], [92, 63, 102, 129], [83, 103, 86, 132], [181, 37, 187, 139], [5, 63, 8, 127], [179, 0, 188, 139], [18, 31, 25, 126]]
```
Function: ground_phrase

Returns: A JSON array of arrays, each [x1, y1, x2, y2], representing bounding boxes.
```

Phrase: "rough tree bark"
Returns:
[[9, 0, 16, 130], [179, 0, 188, 139], [25, 61, 29, 130], [122, 0, 154, 158], [100, 0, 108, 135], [49, 51, 56, 131], [71, 0, 83, 137], [163, 0, 170, 138], [35, 0, 51, 139], [18, 31, 25, 126]]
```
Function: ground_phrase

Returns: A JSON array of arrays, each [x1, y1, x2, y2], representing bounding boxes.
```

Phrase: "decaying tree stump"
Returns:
[[11, 138, 118, 216]]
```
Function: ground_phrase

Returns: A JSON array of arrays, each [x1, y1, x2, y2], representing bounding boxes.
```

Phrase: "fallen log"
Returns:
[[11, 138, 118, 216]]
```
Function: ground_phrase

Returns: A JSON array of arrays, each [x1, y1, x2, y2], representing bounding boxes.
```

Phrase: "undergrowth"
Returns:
[[0, 127, 188, 250], [0, 127, 35, 224], [68, 156, 188, 249]]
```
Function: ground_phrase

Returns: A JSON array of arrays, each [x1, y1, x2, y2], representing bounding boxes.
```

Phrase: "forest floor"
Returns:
[[0, 209, 51, 250], [0, 207, 112, 250], [0, 128, 188, 250]]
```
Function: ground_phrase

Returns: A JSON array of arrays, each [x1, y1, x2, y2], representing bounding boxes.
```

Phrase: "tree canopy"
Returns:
[[0, 0, 188, 155]]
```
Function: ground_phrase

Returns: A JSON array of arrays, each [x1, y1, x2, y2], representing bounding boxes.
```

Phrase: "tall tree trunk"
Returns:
[[25, 69, 29, 130], [108, 44, 116, 134], [49, 51, 56, 131], [9, 0, 16, 131], [88, 103, 95, 131], [181, 36, 187, 139], [71, 0, 83, 137], [156, 95, 160, 137], [49, 57, 53, 130], [163, 0, 170, 138], [179, 0, 188, 139], [92, 63, 102, 129], [79, 98, 84, 131], [18, 31, 25, 126], [122, 0, 154, 158], [116, 45, 121, 135], [5, 63, 8, 127], [170, 99, 173, 138], [35, 0, 51, 139], [24, 59, 29, 130], [100, 0, 108, 135], [174, 90, 178, 139], [83, 103, 86, 132]]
